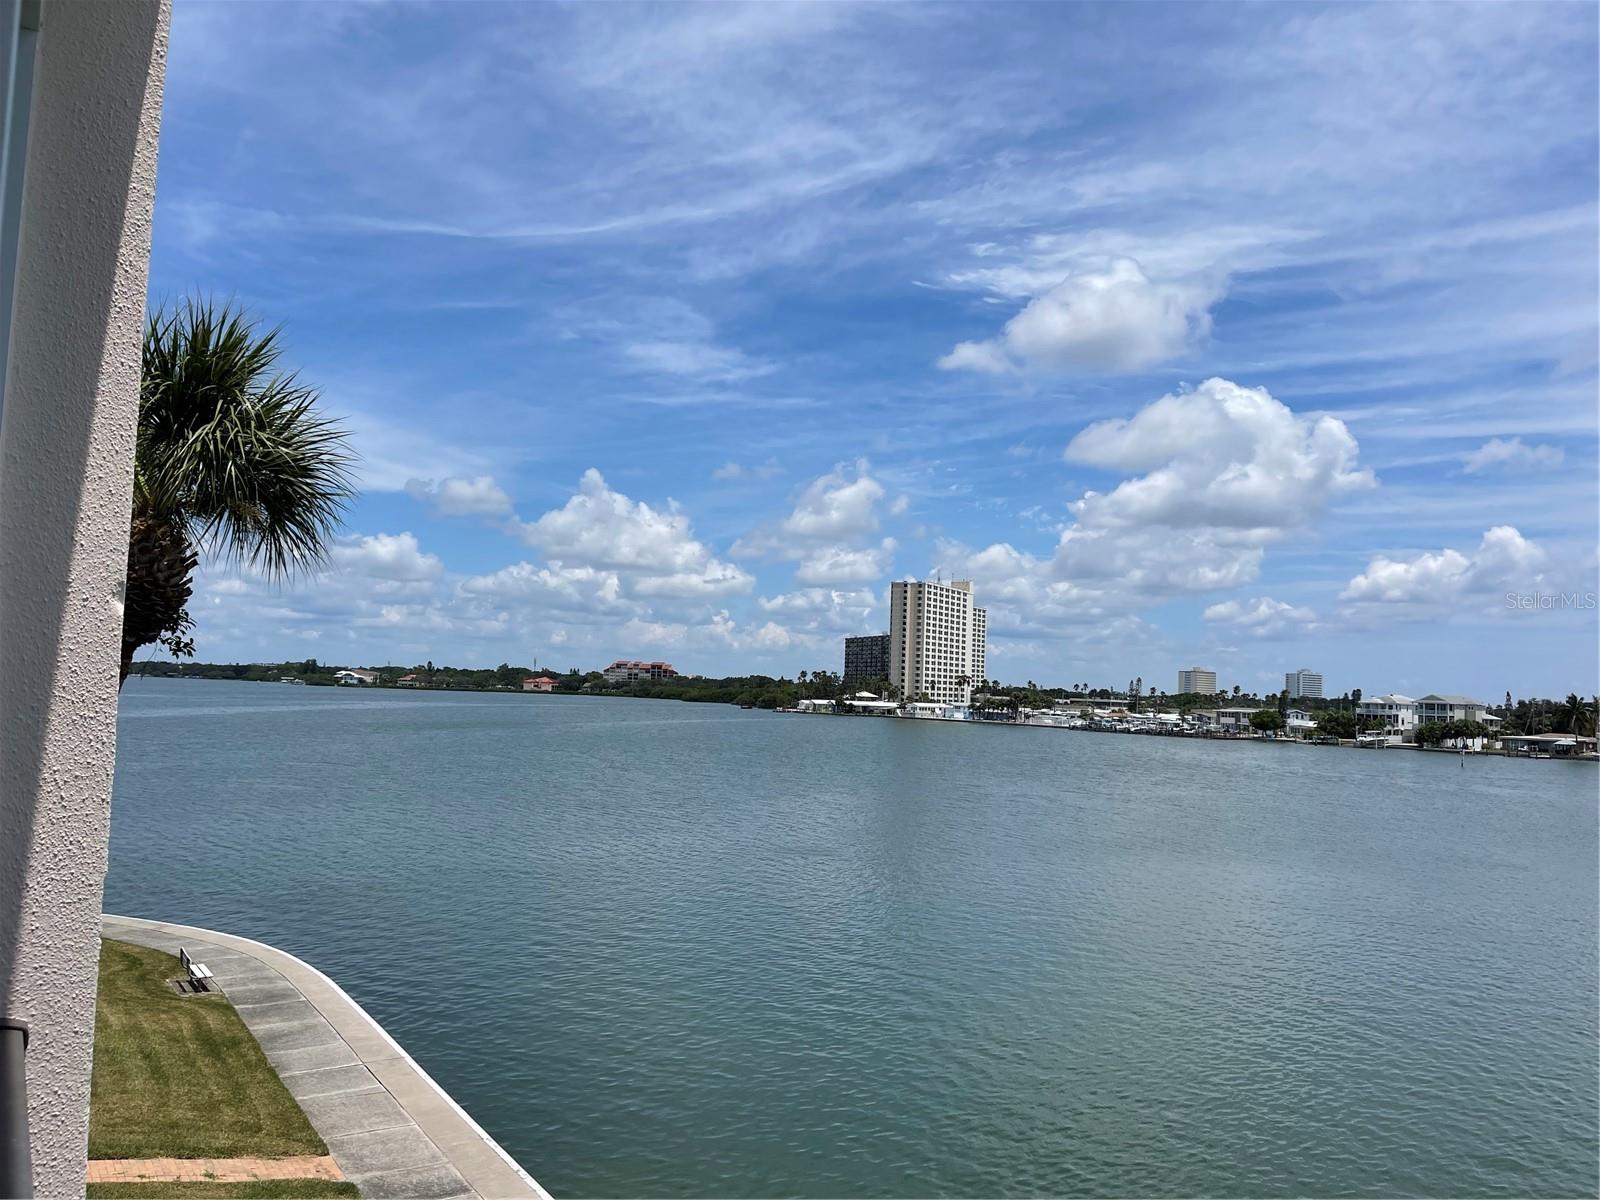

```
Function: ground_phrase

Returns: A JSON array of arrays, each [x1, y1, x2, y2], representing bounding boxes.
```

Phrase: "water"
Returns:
[[106, 678, 1598, 1198]]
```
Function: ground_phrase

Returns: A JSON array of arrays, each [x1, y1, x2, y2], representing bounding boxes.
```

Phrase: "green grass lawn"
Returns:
[[90, 939, 329, 1160], [88, 1183, 359, 1199]]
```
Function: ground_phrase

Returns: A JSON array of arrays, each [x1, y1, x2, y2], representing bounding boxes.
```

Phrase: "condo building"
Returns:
[[1285, 667, 1324, 699], [889, 580, 986, 705], [602, 659, 678, 683], [843, 633, 890, 683], [1177, 667, 1217, 694]]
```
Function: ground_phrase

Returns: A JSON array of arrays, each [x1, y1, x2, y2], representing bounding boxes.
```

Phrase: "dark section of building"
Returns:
[[844, 633, 890, 683]]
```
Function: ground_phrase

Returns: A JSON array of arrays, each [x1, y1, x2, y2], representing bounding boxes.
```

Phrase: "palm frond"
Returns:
[[139, 298, 355, 577]]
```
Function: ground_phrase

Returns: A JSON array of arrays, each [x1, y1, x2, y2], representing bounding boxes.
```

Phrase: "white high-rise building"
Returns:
[[889, 579, 986, 705], [1285, 667, 1324, 699], [1177, 667, 1217, 695]]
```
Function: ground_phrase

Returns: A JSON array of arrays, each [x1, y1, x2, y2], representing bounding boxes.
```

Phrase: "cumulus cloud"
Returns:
[[521, 468, 753, 596], [1341, 525, 1546, 607], [405, 475, 515, 518], [780, 459, 885, 541], [1461, 436, 1565, 474], [755, 586, 879, 643], [1065, 378, 1374, 531], [938, 258, 1219, 374], [794, 539, 895, 585], [459, 562, 627, 614], [935, 379, 1372, 636], [1203, 596, 1318, 636], [330, 532, 443, 582], [733, 460, 900, 595]]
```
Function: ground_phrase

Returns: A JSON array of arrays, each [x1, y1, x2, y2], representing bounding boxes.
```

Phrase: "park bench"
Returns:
[[178, 946, 214, 991]]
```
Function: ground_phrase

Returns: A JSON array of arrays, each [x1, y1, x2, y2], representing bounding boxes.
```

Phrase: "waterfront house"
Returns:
[[334, 668, 379, 687], [1415, 694, 1491, 724], [396, 673, 420, 688], [1285, 709, 1317, 736], [523, 676, 557, 692], [1500, 733, 1598, 759], [1212, 706, 1259, 731], [1357, 693, 1417, 742]]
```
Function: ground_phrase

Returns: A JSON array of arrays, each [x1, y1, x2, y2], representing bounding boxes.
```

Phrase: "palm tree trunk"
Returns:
[[120, 508, 198, 687]]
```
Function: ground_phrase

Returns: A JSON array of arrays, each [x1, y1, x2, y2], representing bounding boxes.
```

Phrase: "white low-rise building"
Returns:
[[1210, 706, 1260, 730], [334, 668, 379, 686]]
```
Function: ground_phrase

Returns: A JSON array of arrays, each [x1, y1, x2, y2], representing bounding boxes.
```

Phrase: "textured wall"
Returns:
[[0, 2, 169, 1195]]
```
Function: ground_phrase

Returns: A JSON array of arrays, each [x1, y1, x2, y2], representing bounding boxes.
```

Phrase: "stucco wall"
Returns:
[[0, 2, 169, 1195]]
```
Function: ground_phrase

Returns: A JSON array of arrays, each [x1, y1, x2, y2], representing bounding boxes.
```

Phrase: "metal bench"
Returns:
[[178, 947, 214, 989]]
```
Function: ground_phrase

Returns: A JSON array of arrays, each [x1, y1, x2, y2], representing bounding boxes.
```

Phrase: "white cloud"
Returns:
[[938, 258, 1220, 374], [459, 562, 627, 614], [1341, 526, 1548, 610], [712, 458, 782, 481], [794, 539, 895, 585], [330, 532, 443, 582], [934, 379, 1374, 635], [755, 586, 879, 644], [1203, 596, 1319, 636], [521, 468, 753, 596], [1066, 377, 1375, 531], [405, 474, 515, 518], [935, 338, 1016, 375], [779, 459, 885, 541], [1461, 436, 1565, 474], [623, 339, 775, 383]]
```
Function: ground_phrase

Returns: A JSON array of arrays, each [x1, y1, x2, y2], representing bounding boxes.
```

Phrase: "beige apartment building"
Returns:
[[889, 579, 986, 705]]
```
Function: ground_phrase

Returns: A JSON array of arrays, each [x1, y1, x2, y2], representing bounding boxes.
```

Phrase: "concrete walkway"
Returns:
[[102, 914, 550, 1200]]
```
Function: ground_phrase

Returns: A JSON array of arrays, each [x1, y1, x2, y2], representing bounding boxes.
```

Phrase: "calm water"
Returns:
[[107, 678, 1598, 1198]]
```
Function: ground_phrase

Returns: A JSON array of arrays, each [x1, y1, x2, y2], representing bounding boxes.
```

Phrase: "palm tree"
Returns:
[[1558, 693, 1597, 737], [121, 300, 354, 685]]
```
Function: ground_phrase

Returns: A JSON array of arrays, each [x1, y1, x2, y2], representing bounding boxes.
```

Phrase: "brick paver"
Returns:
[[87, 1154, 343, 1183]]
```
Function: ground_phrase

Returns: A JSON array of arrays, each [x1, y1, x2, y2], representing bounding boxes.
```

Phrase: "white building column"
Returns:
[[0, 2, 169, 1195]]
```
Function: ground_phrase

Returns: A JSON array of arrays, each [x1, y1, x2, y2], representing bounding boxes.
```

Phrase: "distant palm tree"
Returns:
[[121, 300, 353, 685], [1558, 692, 1596, 737]]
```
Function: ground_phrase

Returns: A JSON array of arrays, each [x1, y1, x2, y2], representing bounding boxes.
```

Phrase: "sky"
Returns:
[[148, 0, 1599, 699]]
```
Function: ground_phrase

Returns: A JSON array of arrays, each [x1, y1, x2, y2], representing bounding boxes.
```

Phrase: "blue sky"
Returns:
[[151, 1, 1598, 698]]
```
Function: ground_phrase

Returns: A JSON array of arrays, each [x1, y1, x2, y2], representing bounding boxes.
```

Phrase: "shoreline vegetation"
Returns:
[[128, 659, 1595, 745]]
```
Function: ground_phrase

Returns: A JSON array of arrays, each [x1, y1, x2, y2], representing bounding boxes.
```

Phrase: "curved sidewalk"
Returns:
[[102, 914, 550, 1200]]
